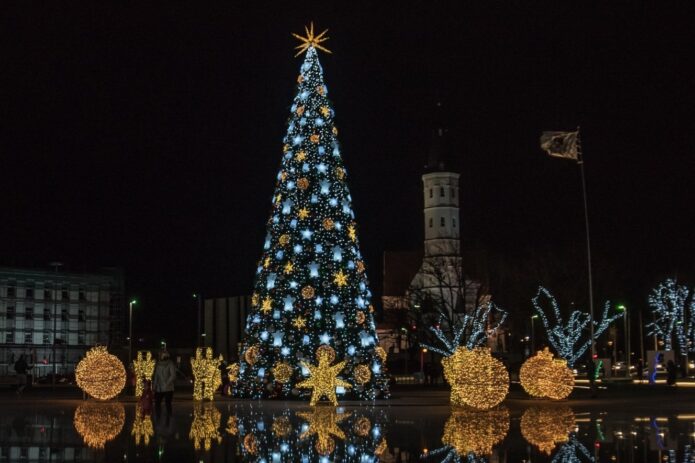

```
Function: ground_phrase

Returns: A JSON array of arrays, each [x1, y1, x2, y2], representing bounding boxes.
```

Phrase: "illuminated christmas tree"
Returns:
[[234, 24, 388, 401]]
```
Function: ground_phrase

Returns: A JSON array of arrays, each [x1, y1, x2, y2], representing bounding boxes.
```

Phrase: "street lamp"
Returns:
[[128, 299, 137, 366], [617, 304, 629, 377], [531, 314, 539, 354]]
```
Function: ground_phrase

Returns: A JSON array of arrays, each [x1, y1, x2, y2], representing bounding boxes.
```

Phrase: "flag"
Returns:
[[540, 131, 579, 160]]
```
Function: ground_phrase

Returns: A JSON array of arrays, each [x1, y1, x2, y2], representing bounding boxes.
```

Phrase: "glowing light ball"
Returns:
[[521, 406, 575, 455], [442, 347, 509, 409], [73, 402, 125, 449], [272, 416, 292, 437], [353, 416, 371, 437], [441, 407, 510, 456], [75, 346, 126, 400], [273, 362, 293, 383], [520, 348, 575, 400], [353, 364, 372, 384]]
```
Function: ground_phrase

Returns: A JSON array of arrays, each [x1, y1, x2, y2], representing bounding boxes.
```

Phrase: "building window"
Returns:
[[78, 333, 85, 345], [61, 309, 68, 321], [24, 332, 32, 344], [440, 187, 445, 197], [61, 288, 69, 300], [5, 331, 14, 343], [79, 291, 86, 301], [43, 332, 50, 344], [428, 218, 433, 228], [44, 308, 51, 321], [451, 188, 455, 199], [429, 189, 433, 198], [440, 217, 445, 227], [78, 310, 86, 322], [25, 288, 34, 299], [25, 307, 34, 320], [7, 307, 15, 320], [44, 289, 52, 300], [7, 286, 15, 298], [452, 218, 457, 227]]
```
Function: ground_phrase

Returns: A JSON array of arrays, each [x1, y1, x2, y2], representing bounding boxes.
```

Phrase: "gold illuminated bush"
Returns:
[[132, 350, 156, 397], [73, 402, 125, 449], [442, 347, 509, 409], [189, 403, 222, 451], [520, 348, 575, 400], [75, 346, 126, 400], [521, 406, 575, 455], [441, 407, 509, 456], [191, 347, 223, 401]]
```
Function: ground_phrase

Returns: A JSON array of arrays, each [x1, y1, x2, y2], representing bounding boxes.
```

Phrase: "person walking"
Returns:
[[666, 360, 677, 386], [14, 354, 32, 395], [153, 350, 176, 417]]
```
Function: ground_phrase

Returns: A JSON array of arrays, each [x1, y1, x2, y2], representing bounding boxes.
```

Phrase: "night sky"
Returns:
[[1, 2, 693, 345]]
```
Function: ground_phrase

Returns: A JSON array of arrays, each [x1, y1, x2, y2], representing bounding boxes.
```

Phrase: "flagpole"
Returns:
[[576, 127, 596, 358]]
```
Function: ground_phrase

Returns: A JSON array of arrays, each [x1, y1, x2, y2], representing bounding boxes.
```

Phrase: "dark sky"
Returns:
[[1, 2, 693, 345]]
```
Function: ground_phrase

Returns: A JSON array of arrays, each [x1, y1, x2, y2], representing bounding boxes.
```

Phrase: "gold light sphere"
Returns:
[[520, 348, 575, 400], [353, 416, 371, 437], [374, 346, 387, 363], [302, 285, 315, 299], [244, 345, 260, 365], [75, 346, 126, 400], [272, 416, 292, 437], [279, 234, 290, 246], [356, 311, 366, 324], [441, 407, 510, 456], [273, 362, 293, 383], [521, 406, 576, 455], [243, 433, 258, 454], [297, 177, 309, 190], [315, 344, 336, 363], [353, 364, 372, 384], [73, 402, 125, 449], [442, 347, 509, 410]]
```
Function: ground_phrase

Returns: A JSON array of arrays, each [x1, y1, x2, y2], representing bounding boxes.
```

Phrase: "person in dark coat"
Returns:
[[666, 360, 677, 385], [14, 355, 31, 395], [153, 351, 177, 417]]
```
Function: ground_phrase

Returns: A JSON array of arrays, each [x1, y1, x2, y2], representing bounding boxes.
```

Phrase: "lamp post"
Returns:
[[531, 314, 539, 354], [128, 299, 137, 366], [48, 262, 63, 389], [617, 305, 629, 377], [194, 293, 202, 346]]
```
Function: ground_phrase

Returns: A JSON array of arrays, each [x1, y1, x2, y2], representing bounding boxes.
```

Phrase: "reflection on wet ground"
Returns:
[[1, 397, 695, 462]]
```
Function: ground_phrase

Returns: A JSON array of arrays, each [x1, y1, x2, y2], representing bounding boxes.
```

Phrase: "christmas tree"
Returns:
[[234, 24, 389, 401]]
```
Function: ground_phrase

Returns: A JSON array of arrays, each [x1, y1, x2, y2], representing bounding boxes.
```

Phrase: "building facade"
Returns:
[[203, 295, 251, 362], [0, 266, 124, 376]]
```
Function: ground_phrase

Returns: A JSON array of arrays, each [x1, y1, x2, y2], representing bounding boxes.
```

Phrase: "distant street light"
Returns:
[[128, 299, 138, 366], [531, 314, 539, 354], [617, 304, 630, 377]]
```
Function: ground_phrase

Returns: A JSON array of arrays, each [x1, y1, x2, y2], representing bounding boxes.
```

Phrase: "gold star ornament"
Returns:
[[333, 270, 348, 287], [292, 22, 332, 57], [293, 316, 307, 329], [296, 352, 352, 406], [261, 297, 273, 314]]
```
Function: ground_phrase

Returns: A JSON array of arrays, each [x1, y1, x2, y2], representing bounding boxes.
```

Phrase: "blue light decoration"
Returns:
[[551, 435, 594, 463], [234, 37, 389, 400], [533, 286, 623, 367], [647, 279, 691, 352], [422, 302, 508, 356]]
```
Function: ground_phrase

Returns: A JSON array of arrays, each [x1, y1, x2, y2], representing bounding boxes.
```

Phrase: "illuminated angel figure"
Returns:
[[191, 347, 223, 401], [133, 351, 156, 397], [189, 403, 222, 451], [421, 302, 508, 356], [533, 287, 623, 367]]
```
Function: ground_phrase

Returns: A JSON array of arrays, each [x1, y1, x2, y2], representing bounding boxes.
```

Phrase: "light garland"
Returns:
[[189, 403, 222, 451], [520, 348, 575, 400], [191, 347, 223, 401], [533, 286, 623, 367], [75, 346, 126, 400], [132, 350, 155, 397], [315, 344, 336, 363], [520, 406, 575, 455], [297, 351, 352, 406], [131, 409, 154, 446], [73, 402, 125, 449], [441, 347, 509, 409]]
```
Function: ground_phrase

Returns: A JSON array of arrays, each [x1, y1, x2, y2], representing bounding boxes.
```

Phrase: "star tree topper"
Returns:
[[297, 352, 352, 406], [292, 22, 332, 57]]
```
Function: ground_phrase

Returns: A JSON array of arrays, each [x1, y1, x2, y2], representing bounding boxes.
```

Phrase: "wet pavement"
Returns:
[[1, 387, 694, 462]]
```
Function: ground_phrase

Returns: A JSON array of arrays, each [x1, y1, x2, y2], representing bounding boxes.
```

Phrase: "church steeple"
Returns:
[[425, 101, 451, 172]]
